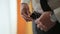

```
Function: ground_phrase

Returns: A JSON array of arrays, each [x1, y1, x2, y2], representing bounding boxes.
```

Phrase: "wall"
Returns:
[[10, 0, 17, 34], [0, 0, 11, 34], [0, 0, 17, 34]]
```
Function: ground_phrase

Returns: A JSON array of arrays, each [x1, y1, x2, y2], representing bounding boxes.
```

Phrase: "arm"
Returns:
[[21, 0, 32, 22]]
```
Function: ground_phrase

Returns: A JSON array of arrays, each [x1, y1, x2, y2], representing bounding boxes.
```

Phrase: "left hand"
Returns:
[[35, 12, 56, 32]]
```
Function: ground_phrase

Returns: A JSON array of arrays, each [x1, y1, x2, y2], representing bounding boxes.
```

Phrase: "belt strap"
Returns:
[[40, 0, 52, 11]]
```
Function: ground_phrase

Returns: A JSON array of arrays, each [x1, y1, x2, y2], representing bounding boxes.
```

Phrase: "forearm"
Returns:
[[21, 0, 30, 12], [21, 3, 29, 13], [21, 3, 31, 16], [20, 3, 32, 21]]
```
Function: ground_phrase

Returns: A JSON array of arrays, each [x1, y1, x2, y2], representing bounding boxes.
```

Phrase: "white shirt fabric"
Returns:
[[48, 0, 60, 10], [54, 8, 60, 23], [21, 0, 60, 22]]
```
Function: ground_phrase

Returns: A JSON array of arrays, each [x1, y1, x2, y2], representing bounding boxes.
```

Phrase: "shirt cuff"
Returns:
[[50, 14, 57, 22], [54, 7, 60, 23]]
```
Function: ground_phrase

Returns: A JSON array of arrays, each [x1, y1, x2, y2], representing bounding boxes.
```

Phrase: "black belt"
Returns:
[[40, 0, 52, 11], [40, 0, 54, 14]]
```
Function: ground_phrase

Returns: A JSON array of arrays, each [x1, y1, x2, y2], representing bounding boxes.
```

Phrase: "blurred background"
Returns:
[[0, 0, 17, 34]]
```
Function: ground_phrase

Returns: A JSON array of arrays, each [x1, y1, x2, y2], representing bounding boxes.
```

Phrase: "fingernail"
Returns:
[[40, 27, 43, 30], [37, 24, 40, 28]]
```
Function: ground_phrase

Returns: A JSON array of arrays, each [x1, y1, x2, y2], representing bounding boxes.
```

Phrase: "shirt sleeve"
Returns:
[[48, 0, 60, 10], [54, 7, 60, 23], [21, 0, 30, 4], [50, 14, 57, 22]]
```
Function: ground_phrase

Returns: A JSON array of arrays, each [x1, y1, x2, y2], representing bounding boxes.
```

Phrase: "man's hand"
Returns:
[[35, 12, 56, 32], [21, 3, 32, 22]]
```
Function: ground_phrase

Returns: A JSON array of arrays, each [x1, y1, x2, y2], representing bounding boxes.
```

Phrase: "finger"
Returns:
[[21, 12, 28, 17], [22, 9, 31, 17], [39, 22, 49, 31], [22, 14, 32, 21], [22, 15, 32, 21], [40, 27, 43, 31], [37, 23, 43, 30], [27, 11, 31, 16], [35, 18, 40, 24], [25, 5, 31, 16], [36, 22, 42, 28], [26, 17, 33, 21], [37, 24, 40, 28]]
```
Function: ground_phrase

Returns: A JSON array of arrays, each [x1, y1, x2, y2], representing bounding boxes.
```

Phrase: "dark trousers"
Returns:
[[32, 21, 60, 34]]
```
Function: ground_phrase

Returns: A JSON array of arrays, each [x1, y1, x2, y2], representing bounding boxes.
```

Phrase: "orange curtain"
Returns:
[[17, 0, 27, 34]]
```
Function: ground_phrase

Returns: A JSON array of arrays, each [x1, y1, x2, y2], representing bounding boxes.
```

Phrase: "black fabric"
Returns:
[[30, 11, 41, 20], [40, 0, 52, 11]]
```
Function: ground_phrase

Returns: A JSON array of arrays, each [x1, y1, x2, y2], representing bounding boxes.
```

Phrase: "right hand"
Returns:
[[35, 12, 56, 32], [21, 3, 32, 22]]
